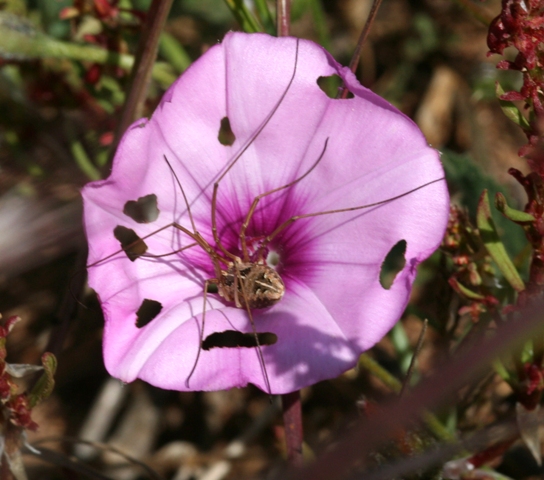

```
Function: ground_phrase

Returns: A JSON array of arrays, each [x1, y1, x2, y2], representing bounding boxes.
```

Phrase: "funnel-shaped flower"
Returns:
[[82, 32, 449, 394]]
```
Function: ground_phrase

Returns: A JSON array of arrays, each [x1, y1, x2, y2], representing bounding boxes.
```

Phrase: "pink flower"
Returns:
[[82, 32, 449, 394]]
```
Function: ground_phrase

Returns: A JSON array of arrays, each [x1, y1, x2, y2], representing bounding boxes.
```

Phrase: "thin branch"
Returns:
[[400, 319, 428, 397], [107, 0, 174, 167], [282, 391, 304, 468], [340, 0, 383, 98]]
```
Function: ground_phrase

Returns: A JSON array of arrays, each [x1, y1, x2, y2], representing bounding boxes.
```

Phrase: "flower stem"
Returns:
[[276, 0, 291, 37], [281, 390, 304, 468], [339, 0, 383, 98]]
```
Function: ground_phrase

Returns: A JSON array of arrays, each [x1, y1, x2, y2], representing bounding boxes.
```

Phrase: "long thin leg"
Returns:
[[140, 242, 198, 258], [244, 302, 273, 396], [186, 278, 217, 388], [87, 221, 228, 271], [211, 39, 301, 259], [234, 263, 273, 396], [258, 177, 446, 255], [239, 138, 329, 261], [87, 222, 179, 268], [163, 155, 198, 233]]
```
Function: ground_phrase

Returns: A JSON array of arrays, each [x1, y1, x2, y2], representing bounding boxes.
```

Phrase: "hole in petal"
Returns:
[[317, 75, 354, 99], [202, 330, 277, 350], [113, 225, 148, 261], [135, 299, 163, 328], [379, 240, 407, 290], [218, 117, 235, 146], [123, 194, 160, 223]]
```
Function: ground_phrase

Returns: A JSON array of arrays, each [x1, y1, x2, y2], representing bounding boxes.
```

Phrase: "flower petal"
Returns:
[[82, 32, 449, 393]]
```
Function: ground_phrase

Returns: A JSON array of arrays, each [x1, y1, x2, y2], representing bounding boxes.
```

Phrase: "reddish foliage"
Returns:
[[488, 0, 544, 161], [6, 395, 38, 431], [523, 362, 544, 395], [442, 206, 499, 322]]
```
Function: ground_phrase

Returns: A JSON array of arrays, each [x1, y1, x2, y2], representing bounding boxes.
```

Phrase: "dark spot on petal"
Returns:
[[218, 116, 235, 146], [317, 74, 354, 99], [135, 299, 162, 328], [123, 194, 160, 223], [202, 331, 277, 350], [380, 240, 407, 290], [113, 225, 148, 261]]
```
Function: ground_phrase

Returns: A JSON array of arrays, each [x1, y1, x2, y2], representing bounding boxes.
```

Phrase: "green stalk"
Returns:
[[0, 12, 175, 86], [359, 353, 455, 442]]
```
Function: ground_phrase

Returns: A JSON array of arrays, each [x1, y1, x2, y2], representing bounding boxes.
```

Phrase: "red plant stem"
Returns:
[[340, 0, 383, 99], [276, 0, 291, 37], [282, 390, 304, 468], [108, 0, 174, 166]]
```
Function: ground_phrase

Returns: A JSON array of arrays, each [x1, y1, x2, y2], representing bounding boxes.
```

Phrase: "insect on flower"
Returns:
[[82, 32, 450, 395]]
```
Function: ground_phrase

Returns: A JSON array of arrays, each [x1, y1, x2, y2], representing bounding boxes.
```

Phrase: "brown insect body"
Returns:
[[219, 261, 285, 309]]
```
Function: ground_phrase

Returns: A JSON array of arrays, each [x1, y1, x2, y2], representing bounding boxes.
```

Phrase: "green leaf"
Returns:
[[477, 190, 525, 292], [496, 82, 530, 129], [29, 352, 57, 408], [493, 358, 515, 386], [0, 12, 174, 86], [449, 277, 486, 300], [223, 0, 263, 33], [441, 150, 527, 258], [253, 0, 276, 35], [71, 140, 101, 181], [159, 32, 191, 74], [495, 192, 535, 223]]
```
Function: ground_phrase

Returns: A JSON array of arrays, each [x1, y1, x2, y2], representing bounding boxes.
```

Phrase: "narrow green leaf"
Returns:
[[159, 32, 191, 74], [253, 0, 276, 35], [493, 358, 515, 386], [308, 0, 332, 50], [29, 352, 57, 408], [358, 353, 455, 442], [71, 141, 101, 181], [449, 277, 486, 300], [0, 12, 174, 85], [496, 82, 530, 129], [223, 0, 263, 33], [477, 190, 525, 292], [495, 192, 535, 223]]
